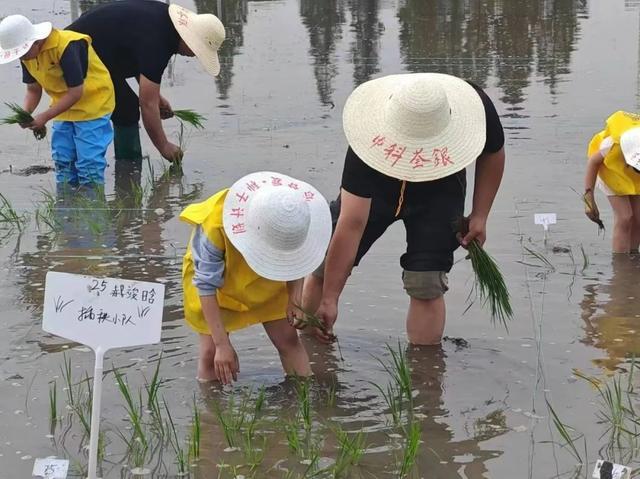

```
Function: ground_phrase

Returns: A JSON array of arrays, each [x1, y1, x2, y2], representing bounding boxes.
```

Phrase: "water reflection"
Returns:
[[581, 255, 640, 372], [194, 0, 248, 100], [396, 0, 586, 105], [348, 0, 383, 86], [300, 0, 346, 106]]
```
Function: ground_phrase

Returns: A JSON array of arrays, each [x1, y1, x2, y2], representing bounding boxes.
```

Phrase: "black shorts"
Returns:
[[331, 172, 466, 272]]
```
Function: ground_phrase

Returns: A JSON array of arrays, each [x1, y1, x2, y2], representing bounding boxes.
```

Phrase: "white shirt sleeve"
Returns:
[[599, 136, 614, 156]]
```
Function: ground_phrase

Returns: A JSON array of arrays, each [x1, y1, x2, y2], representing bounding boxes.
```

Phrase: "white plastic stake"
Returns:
[[87, 347, 104, 479], [534, 213, 557, 232]]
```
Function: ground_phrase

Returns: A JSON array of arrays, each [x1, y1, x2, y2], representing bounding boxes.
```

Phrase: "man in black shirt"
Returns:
[[302, 73, 506, 345], [69, 1, 225, 161]]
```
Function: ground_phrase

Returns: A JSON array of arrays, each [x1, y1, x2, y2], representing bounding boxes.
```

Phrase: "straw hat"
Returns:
[[168, 4, 225, 77], [621, 127, 640, 170], [223, 172, 332, 281], [343, 73, 486, 182], [0, 15, 52, 64]]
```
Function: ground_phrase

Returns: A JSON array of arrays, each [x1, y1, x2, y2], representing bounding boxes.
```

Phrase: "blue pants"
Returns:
[[51, 115, 113, 185]]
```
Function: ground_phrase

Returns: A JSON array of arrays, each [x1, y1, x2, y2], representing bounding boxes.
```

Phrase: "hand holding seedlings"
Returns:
[[1, 102, 46, 140], [582, 189, 605, 231]]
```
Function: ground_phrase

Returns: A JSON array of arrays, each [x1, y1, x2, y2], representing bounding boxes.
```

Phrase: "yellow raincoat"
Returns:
[[22, 29, 114, 122], [181, 189, 289, 334], [588, 111, 640, 196]]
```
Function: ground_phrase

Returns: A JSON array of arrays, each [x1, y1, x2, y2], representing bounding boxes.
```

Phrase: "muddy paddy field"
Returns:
[[2, 0, 640, 477]]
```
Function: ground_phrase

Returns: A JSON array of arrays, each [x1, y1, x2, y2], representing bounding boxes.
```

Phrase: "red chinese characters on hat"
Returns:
[[176, 9, 190, 26], [236, 191, 249, 203], [230, 207, 244, 218], [303, 191, 315, 201], [369, 135, 454, 169], [271, 176, 283, 186], [231, 223, 246, 234]]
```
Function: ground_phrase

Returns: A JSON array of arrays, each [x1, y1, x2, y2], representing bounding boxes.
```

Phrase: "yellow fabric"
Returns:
[[181, 189, 289, 334], [22, 29, 114, 121], [588, 111, 640, 196]]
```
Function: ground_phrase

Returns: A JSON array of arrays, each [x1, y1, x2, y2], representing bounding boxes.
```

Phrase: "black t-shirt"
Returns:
[[341, 83, 505, 199], [21, 40, 88, 87], [68, 0, 180, 84]]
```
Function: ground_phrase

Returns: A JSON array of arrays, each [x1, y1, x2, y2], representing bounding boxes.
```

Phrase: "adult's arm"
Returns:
[[138, 75, 181, 161], [460, 147, 505, 247], [315, 189, 371, 341]]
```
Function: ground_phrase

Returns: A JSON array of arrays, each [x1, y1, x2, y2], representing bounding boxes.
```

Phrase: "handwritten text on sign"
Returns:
[[43, 272, 165, 351], [592, 460, 631, 479]]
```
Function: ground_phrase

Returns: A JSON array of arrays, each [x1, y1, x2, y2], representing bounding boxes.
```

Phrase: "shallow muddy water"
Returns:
[[1, 0, 640, 477]]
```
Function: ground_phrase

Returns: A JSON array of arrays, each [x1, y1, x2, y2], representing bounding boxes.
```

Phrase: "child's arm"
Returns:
[[191, 226, 238, 384], [286, 279, 304, 325], [29, 86, 83, 131], [200, 295, 238, 385], [584, 151, 605, 223], [23, 82, 42, 118], [584, 151, 604, 193]]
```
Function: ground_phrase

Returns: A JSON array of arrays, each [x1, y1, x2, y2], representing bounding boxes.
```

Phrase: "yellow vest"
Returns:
[[588, 111, 640, 195], [22, 29, 114, 122], [181, 189, 289, 334]]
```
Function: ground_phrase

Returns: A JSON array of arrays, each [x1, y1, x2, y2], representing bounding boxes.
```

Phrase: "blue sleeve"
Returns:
[[191, 226, 225, 296]]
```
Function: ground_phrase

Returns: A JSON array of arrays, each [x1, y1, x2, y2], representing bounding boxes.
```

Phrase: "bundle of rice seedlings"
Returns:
[[173, 109, 206, 129], [457, 218, 513, 329], [1, 102, 47, 140]]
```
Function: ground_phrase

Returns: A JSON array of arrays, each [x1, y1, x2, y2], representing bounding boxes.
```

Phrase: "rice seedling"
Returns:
[[143, 354, 165, 437], [293, 303, 344, 360], [113, 367, 148, 458], [242, 430, 266, 472], [295, 378, 313, 433], [173, 109, 206, 129], [49, 379, 57, 432], [1, 102, 46, 140], [34, 188, 61, 232], [0, 193, 27, 231], [212, 391, 250, 448], [331, 427, 366, 477], [467, 240, 513, 329], [372, 343, 414, 429], [164, 399, 188, 476], [398, 420, 421, 477], [60, 352, 75, 406], [188, 394, 201, 462], [545, 400, 584, 464]]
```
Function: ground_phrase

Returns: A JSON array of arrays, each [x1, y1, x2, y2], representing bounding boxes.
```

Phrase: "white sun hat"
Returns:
[[223, 172, 332, 281], [621, 127, 640, 170], [168, 4, 225, 77], [343, 73, 487, 182], [0, 15, 52, 65]]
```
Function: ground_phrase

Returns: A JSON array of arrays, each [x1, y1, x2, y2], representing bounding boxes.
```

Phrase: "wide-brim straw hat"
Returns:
[[168, 4, 225, 77], [0, 15, 52, 64], [621, 127, 640, 170], [343, 73, 486, 182], [223, 172, 332, 282]]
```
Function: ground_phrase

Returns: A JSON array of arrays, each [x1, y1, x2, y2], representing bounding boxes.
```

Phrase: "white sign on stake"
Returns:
[[592, 460, 632, 479], [32, 458, 69, 478], [43, 272, 165, 479], [534, 213, 557, 231]]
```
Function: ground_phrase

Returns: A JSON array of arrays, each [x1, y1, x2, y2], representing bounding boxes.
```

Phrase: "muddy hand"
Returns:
[[583, 190, 604, 229]]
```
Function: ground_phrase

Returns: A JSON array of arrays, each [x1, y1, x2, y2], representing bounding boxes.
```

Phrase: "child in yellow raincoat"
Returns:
[[181, 172, 331, 384], [584, 111, 640, 253]]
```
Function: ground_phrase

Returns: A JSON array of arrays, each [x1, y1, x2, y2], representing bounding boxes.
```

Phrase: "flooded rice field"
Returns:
[[2, 0, 640, 477]]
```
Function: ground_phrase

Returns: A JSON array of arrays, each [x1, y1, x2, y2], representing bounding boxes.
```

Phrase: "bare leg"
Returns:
[[608, 196, 633, 253], [629, 196, 640, 252], [406, 296, 446, 345], [263, 319, 312, 377], [197, 334, 218, 381]]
